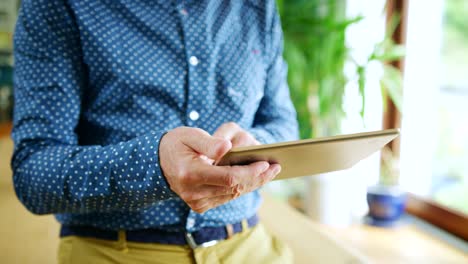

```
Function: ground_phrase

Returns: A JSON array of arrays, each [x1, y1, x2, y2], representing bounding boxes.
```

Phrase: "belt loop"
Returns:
[[241, 219, 249, 232], [117, 230, 129, 253]]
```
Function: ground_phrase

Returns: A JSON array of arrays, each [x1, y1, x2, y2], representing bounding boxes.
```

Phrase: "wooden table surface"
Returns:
[[259, 194, 366, 263], [325, 220, 468, 263]]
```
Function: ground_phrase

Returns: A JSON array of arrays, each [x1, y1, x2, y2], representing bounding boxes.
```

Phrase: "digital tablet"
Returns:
[[216, 129, 399, 180]]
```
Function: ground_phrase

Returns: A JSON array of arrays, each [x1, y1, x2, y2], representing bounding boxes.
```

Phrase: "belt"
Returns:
[[60, 214, 259, 249]]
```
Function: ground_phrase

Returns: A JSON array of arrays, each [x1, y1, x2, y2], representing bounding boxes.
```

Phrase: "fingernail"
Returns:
[[271, 165, 281, 175], [259, 162, 269, 171]]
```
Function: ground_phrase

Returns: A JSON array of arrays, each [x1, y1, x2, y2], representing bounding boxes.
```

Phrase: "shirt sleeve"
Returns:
[[247, 1, 299, 144], [11, 0, 177, 215]]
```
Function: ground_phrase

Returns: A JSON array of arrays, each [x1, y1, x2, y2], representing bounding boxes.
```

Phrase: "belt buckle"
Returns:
[[185, 232, 220, 249]]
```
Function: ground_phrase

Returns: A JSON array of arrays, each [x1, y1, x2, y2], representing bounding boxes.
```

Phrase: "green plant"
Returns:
[[277, 0, 361, 138], [277, 0, 404, 139], [354, 13, 405, 116], [357, 13, 404, 187], [277, 1, 405, 191]]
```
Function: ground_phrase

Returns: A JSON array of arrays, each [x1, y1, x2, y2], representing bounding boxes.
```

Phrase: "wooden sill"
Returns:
[[406, 193, 468, 241], [324, 216, 468, 263], [0, 122, 12, 138]]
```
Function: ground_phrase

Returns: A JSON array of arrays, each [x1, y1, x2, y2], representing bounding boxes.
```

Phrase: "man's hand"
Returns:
[[213, 122, 281, 186], [160, 126, 280, 213], [213, 122, 260, 148]]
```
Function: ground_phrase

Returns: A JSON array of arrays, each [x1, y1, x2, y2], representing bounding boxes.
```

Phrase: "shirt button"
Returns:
[[189, 110, 200, 121], [189, 56, 199, 66]]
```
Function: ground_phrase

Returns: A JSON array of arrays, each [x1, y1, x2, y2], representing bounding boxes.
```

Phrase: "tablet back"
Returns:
[[217, 129, 399, 180]]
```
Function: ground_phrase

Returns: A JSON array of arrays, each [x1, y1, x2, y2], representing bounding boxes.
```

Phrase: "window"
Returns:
[[431, 0, 468, 215], [400, 0, 468, 216]]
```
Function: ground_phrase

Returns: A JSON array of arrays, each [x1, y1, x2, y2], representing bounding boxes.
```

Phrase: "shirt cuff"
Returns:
[[113, 130, 178, 201]]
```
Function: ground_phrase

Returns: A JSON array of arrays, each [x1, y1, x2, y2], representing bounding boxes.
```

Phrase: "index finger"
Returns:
[[190, 160, 270, 187], [213, 122, 240, 141], [180, 127, 232, 160]]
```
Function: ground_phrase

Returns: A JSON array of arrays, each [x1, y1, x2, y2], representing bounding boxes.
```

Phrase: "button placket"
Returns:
[[177, 3, 206, 127]]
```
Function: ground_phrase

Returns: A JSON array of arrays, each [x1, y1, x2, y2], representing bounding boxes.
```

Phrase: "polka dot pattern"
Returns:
[[11, 0, 298, 232]]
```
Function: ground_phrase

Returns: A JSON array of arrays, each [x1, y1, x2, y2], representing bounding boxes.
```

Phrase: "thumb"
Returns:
[[182, 128, 232, 160]]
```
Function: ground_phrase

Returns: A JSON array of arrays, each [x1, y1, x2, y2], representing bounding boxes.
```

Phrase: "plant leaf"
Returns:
[[371, 44, 406, 62], [357, 65, 366, 118], [380, 64, 403, 113]]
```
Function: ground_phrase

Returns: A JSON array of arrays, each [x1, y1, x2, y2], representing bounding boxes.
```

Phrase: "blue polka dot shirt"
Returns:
[[11, 0, 298, 232]]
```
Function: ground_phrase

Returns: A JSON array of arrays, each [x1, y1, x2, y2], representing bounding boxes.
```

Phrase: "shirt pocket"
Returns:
[[216, 37, 266, 111]]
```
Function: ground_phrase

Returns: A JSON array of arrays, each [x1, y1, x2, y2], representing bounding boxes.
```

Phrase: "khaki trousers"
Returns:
[[58, 223, 293, 264]]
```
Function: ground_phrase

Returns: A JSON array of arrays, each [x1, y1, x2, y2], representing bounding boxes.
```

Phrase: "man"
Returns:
[[12, 0, 298, 263]]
